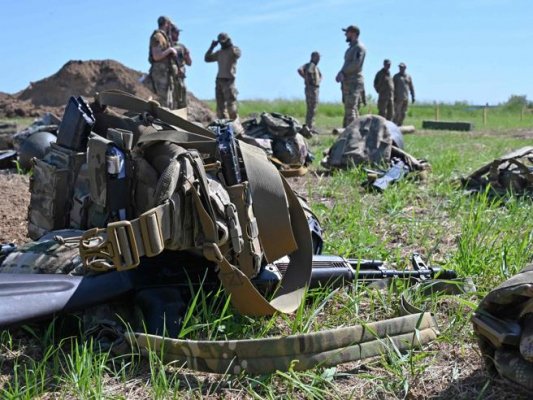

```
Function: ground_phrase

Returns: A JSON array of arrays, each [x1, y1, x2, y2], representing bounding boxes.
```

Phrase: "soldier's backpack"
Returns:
[[461, 146, 533, 197], [240, 112, 313, 176], [472, 264, 533, 392], [321, 115, 428, 175]]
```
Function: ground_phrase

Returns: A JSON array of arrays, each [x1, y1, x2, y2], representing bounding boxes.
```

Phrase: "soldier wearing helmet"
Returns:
[[298, 51, 322, 131], [335, 25, 366, 127], [204, 32, 242, 120], [148, 16, 178, 108]]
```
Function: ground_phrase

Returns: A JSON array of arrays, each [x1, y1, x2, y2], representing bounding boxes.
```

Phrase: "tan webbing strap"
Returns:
[[126, 312, 438, 374], [194, 173, 313, 316], [239, 141, 298, 262], [137, 130, 217, 155], [96, 90, 216, 140], [269, 156, 309, 178]]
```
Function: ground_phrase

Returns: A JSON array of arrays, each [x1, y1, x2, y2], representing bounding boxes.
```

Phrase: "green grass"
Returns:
[[204, 98, 533, 132], [1, 100, 533, 399]]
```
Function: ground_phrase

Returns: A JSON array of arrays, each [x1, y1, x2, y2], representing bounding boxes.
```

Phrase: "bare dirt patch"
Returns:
[[0, 59, 215, 123], [0, 171, 30, 244]]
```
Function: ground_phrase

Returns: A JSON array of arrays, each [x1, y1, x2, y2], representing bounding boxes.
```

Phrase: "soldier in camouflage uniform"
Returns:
[[149, 16, 178, 108], [204, 32, 241, 120], [373, 59, 394, 121], [393, 63, 415, 126], [336, 25, 366, 128], [170, 24, 192, 110], [298, 52, 322, 131]]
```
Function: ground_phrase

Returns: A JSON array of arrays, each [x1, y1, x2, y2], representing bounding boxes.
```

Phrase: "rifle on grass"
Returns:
[[0, 248, 456, 335]]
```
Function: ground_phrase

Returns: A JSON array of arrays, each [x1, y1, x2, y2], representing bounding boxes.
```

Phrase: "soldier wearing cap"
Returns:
[[148, 16, 178, 108], [373, 59, 394, 121], [204, 32, 242, 120], [298, 51, 322, 131], [170, 24, 192, 109], [393, 63, 415, 126], [335, 25, 366, 127]]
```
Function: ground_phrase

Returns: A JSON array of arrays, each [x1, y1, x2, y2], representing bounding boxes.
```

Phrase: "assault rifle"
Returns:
[[0, 248, 456, 336]]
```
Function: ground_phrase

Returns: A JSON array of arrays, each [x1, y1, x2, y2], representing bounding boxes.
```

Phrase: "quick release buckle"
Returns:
[[139, 208, 165, 257], [80, 220, 140, 271]]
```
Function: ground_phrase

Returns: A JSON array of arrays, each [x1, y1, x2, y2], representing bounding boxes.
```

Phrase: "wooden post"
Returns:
[[521, 106, 525, 121], [483, 103, 488, 126], [434, 102, 440, 121]]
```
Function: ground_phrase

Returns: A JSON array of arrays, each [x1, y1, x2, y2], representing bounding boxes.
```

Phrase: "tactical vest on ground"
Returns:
[[27, 90, 313, 316], [240, 112, 313, 176], [322, 115, 428, 173], [461, 146, 533, 197], [473, 264, 533, 393]]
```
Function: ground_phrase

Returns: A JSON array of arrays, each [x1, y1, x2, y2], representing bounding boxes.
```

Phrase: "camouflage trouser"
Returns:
[[377, 93, 394, 121], [150, 63, 174, 108], [393, 98, 409, 126], [341, 78, 364, 128], [304, 85, 319, 129], [173, 76, 188, 109], [215, 78, 238, 120]]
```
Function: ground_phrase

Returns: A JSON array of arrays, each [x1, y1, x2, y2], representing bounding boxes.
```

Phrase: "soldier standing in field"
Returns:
[[335, 25, 366, 128], [393, 63, 415, 126], [148, 16, 178, 108], [373, 59, 394, 121], [170, 24, 192, 109], [204, 32, 241, 120], [298, 51, 322, 131]]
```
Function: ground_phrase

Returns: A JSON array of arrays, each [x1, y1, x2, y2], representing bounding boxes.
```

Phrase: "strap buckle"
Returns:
[[80, 221, 140, 271], [139, 208, 165, 257]]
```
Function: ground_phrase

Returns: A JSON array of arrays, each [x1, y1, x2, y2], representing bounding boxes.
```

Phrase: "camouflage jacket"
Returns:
[[299, 62, 322, 88], [393, 72, 415, 101], [373, 68, 394, 95], [204, 45, 241, 79], [340, 40, 366, 81]]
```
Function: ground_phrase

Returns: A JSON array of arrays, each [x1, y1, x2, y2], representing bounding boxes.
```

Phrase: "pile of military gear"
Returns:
[[239, 112, 314, 176], [0, 90, 468, 374], [322, 115, 429, 191], [472, 264, 533, 392], [461, 146, 533, 198], [0, 113, 60, 170]]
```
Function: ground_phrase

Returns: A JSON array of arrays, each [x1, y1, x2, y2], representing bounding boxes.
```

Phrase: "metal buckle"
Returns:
[[139, 209, 165, 257], [80, 221, 140, 271]]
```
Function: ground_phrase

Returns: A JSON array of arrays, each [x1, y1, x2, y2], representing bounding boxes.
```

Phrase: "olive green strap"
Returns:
[[96, 90, 216, 140], [126, 312, 438, 374]]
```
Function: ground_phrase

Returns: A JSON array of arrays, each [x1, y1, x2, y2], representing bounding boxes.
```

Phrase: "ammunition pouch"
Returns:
[[28, 143, 86, 239]]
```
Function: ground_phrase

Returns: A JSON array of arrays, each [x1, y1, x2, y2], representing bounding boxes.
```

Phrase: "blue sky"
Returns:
[[0, 0, 531, 105]]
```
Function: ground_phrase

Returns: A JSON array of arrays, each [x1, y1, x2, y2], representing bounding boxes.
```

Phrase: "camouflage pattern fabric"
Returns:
[[461, 146, 533, 198], [393, 72, 415, 126], [373, 68, 394, 121], [172, 43, 190, 109], [239, 112, 313, 173], [472, 263, 533, 392], [126, 312, 438, 374], [215, 78, 238, 120], [322, 115, 392, 168], [340, 40, 366, 127], [149, 30, 174, 108], [205, 44, 241, 119], [300, 61, 322, 129]]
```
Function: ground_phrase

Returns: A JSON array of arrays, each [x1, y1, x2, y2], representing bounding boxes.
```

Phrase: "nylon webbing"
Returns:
[[96, 90, 216, 140], [126, 312, 438, 374]]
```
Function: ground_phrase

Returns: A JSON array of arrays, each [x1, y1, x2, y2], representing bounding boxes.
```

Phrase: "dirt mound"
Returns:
[[1, 59, 214, 123]]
